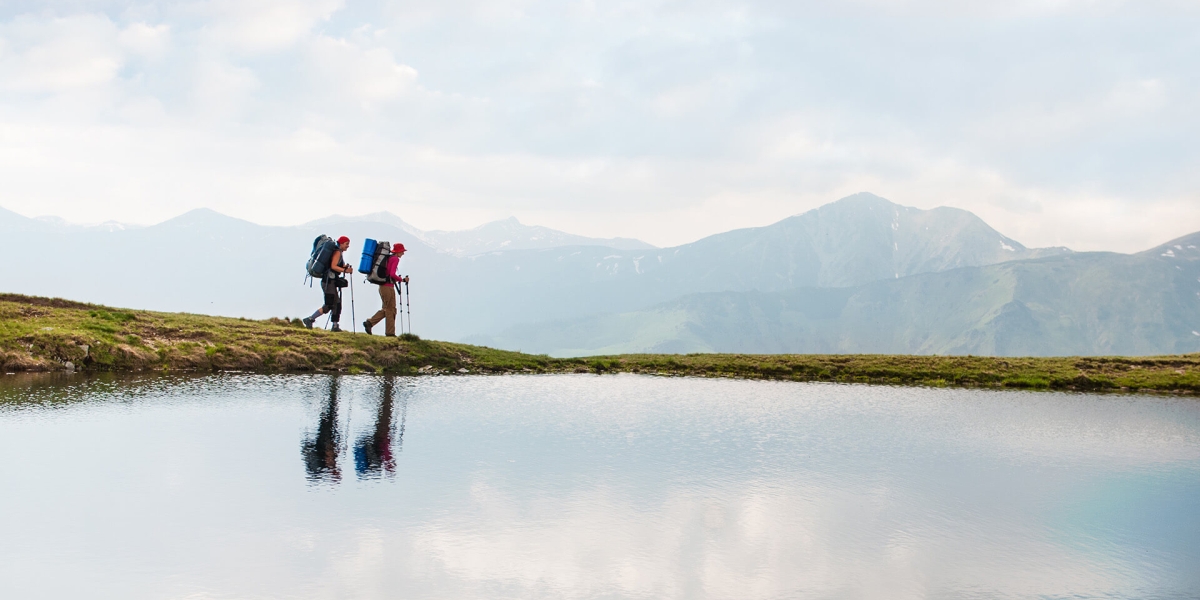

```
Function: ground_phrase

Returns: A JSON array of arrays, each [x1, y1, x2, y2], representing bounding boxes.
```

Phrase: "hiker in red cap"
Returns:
[[303, 236, 354, 331], [363, 242, 408, 336]]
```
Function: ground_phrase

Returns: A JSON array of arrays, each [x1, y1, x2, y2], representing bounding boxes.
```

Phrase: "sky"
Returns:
[[1, 1, 1198, 252]]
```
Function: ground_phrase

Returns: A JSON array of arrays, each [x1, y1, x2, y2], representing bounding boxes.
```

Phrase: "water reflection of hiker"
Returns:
[[302, 376, 342, 482], [363, 243, 408, 336], [354, 376, 406, 479], [303, 236, 354, 332]]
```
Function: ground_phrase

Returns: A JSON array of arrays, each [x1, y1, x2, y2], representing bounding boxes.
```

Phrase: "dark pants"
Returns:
[[321, 282, 342, 323]]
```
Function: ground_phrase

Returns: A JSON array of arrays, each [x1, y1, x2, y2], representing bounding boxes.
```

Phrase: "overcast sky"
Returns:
[[1, 1, 1198, 251]]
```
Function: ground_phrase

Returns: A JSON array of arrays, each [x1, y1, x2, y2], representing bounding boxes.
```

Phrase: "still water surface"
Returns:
[[1, 373, 1198, 599]]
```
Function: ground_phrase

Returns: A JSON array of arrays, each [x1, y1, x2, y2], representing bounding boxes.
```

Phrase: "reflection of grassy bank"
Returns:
[[2, 294, 1198, 394]]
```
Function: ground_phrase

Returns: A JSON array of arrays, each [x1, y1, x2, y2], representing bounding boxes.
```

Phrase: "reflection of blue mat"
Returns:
[[354, 445, 368, 474]]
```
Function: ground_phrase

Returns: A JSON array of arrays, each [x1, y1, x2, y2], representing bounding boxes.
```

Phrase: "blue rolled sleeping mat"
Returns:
[[358, 238, 379, 273]]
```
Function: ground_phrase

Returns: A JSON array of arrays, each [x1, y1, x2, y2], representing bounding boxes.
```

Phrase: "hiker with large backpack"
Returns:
[[303, 235, 355, 331], [362, 242, 408, 336]]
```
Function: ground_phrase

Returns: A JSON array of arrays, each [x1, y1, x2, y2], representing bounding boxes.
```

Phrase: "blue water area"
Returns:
[[0, 373, 1197, 599]]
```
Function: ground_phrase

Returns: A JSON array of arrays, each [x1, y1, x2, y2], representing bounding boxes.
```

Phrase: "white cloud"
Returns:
[[190, 60, 260, 119], [197, 0, 345, 52], [118, 22, 171, 58], [742, 0, 1198, 17], [309, 36, 419, 105], [0, 15, 123, 93], [0, 2, 1198, 251], [403, 478, 1144, 598]]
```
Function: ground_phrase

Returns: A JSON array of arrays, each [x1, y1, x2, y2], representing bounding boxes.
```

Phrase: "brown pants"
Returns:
[[366, 284, 397, 336]]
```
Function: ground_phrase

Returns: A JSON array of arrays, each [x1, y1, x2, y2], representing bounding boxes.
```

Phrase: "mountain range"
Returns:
[[304, 212, 653, 256], [1, 193, 1196, 356], [476, 235, 1200, 356]]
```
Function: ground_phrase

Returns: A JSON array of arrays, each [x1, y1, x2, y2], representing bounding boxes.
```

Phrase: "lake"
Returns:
[[1, 373, 1198, 599]]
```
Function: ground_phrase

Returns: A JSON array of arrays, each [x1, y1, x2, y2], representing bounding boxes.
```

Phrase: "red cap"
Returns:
[[392, 243, 406, 253], [337, 236, 350, 245]]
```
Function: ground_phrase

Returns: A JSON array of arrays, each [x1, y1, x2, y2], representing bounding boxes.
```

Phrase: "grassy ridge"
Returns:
[[0, 294, 551, 375], [579, 353, 1200, 394], [1, 294, 1198, 394]]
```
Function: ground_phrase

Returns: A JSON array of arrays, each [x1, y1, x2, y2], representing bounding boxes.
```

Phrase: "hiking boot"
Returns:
[[362, 320, 373, 335], [301, 317, 314, 329], [331, 323, 342, 332]]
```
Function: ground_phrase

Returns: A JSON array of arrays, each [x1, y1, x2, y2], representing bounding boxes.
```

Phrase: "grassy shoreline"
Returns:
[[2, 294, 1198, 394]]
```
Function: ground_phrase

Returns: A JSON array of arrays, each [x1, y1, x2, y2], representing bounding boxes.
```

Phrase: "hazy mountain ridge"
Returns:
[[305, 212, 424, 238], [4, 193, 1181, 357], [0, 208, 447, 323], [309, 213, 654, 256], [0, 194, 1072, 341], [633, 192, 1071, 290], [477, 235, 1200, 357], [408, 193, 1074, 335], [419, 217, 654, 256]]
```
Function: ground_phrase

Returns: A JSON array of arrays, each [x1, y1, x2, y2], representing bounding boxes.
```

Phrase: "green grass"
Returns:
[[1, 294, 1198, 394], [0, 294, 552, 375]]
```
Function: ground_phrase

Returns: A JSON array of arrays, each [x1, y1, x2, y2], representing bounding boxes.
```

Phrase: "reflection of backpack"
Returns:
[[366, 241, 392, 285], [306, 235, 337, 279]]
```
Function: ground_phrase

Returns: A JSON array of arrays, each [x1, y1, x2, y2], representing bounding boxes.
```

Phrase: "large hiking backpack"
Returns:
[[306, 234, 338, 279], [366, 240, 392, 285]]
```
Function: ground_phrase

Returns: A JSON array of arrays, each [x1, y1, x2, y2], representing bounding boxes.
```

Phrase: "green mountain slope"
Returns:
[[479, 233, 1200, 357]]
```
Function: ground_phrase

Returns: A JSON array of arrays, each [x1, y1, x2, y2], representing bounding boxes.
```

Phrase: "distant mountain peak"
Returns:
[[0, 205, 41, 231], [830, 191, 893, 207], [32, 215, 141, 232], [839, 191, 889, 202], [303, 211, 422, 236], [166, 207, 230, 221], [464, 217, 526, 233], [295, 211, 652, 255], [421, 217, 655, 256], [156, 208, 263, 231], [1141, 231, 1200, 258], [92, 221, 140, 232], [787, 192, 906, 220]]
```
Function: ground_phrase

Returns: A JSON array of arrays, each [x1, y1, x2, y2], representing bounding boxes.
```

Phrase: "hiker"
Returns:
[[363, 243, 408, 336], [303, 236, 354, 331]]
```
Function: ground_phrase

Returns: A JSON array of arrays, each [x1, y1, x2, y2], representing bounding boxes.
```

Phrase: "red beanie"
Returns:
[[392, 243, 406, 253], [337, 236, 350, 245]]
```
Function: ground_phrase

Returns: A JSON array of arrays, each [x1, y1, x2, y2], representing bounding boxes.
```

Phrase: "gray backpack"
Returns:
[[365, 241, 392, 285], [306, 235, 337, 279]]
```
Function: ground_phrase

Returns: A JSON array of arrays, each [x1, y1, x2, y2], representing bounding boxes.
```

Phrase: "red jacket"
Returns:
[[385, 255, 402, 283]]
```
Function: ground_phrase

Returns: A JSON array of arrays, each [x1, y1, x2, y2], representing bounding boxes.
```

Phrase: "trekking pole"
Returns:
[[349, 274, 357, 333], [400, 282, 410, 336], [404, 279, 411, 335]]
